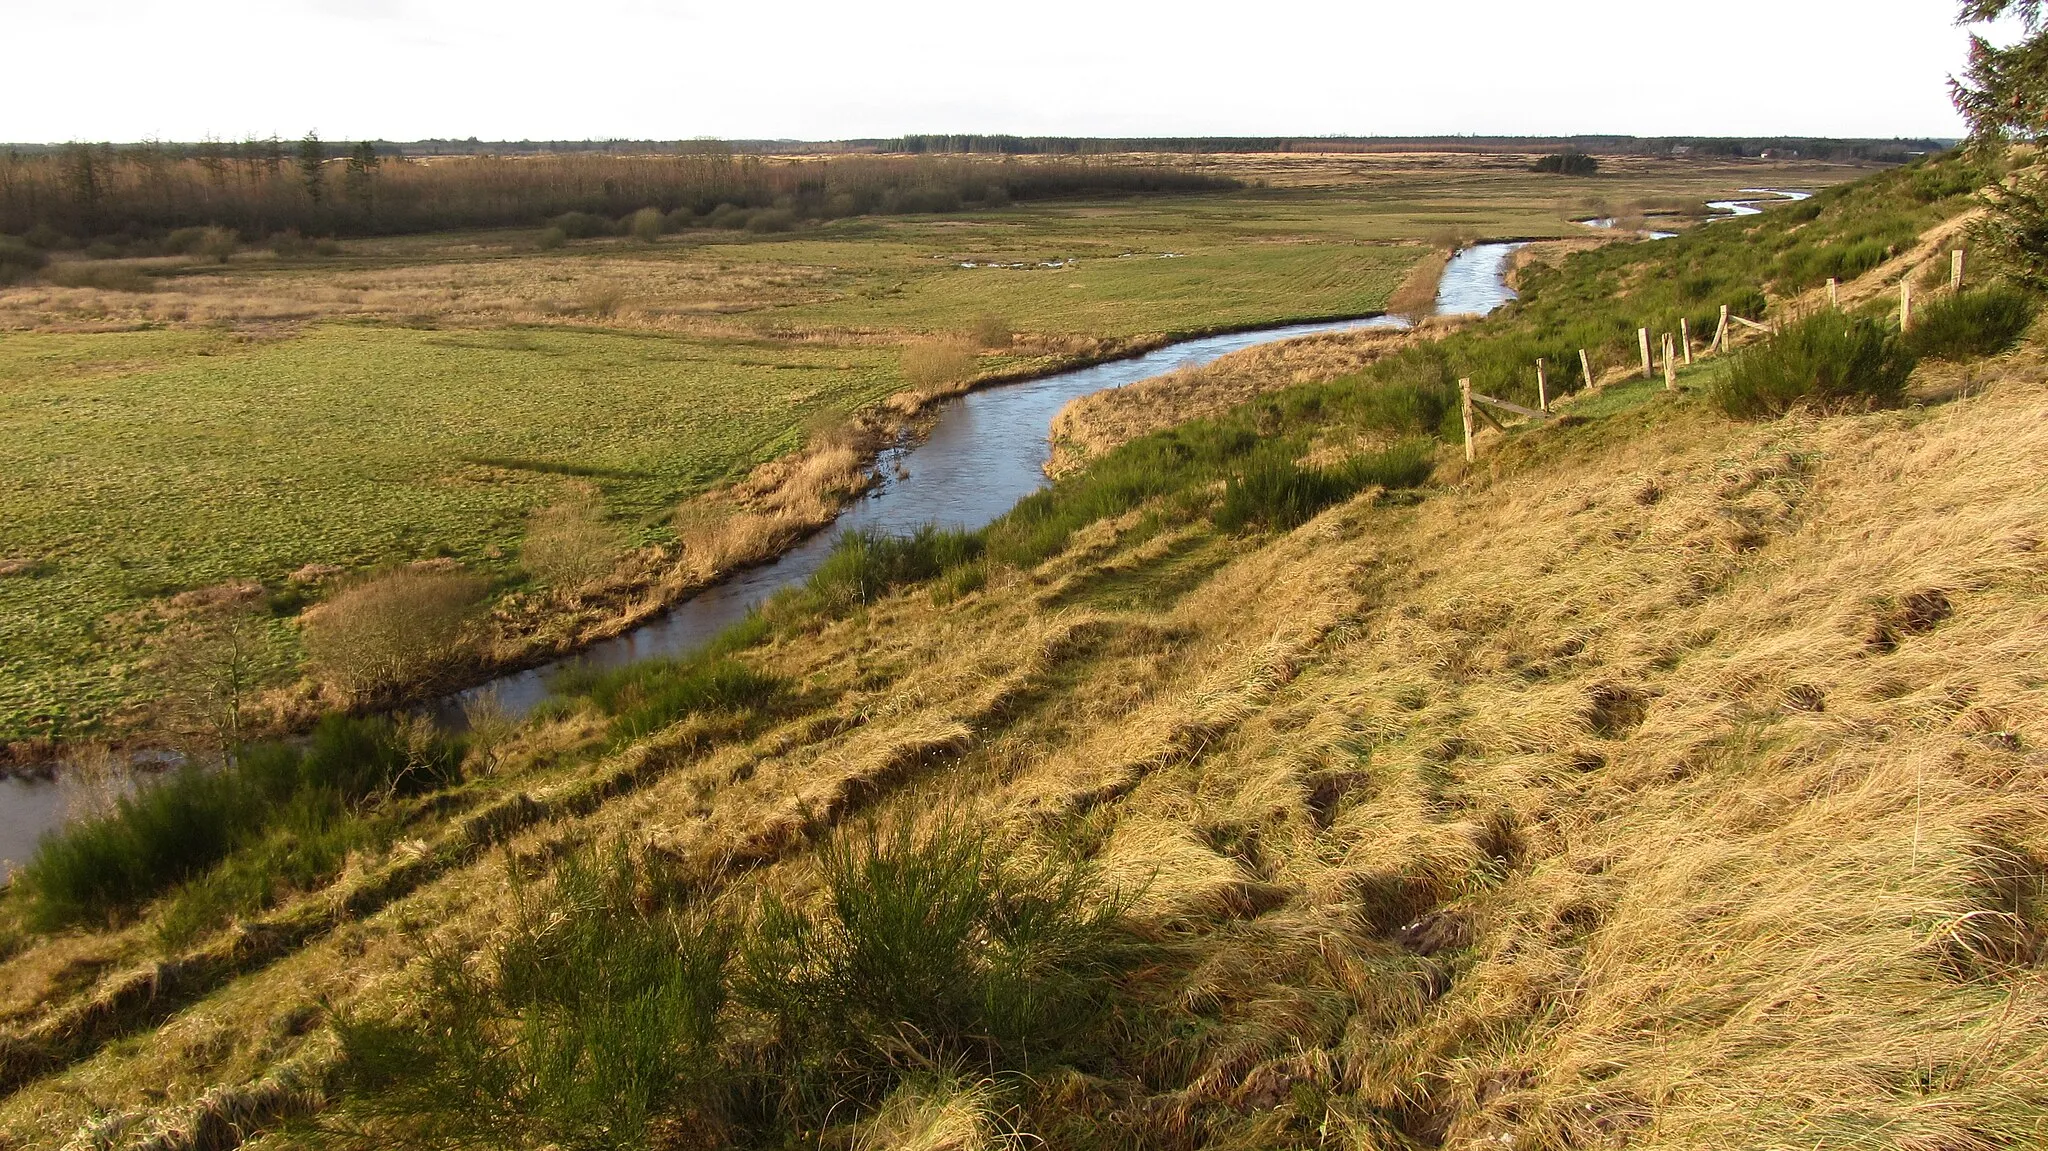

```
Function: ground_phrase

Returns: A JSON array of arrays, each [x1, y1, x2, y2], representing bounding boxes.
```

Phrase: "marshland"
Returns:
[[1, 20, 2046, 1145]]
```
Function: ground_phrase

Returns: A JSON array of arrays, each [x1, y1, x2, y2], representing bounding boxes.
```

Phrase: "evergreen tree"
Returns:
[[298, 131, 325, 204], [1955, 1, 2048, 283]]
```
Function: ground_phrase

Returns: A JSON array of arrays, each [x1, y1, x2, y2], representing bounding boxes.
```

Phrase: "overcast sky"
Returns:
[[0, 0, 1989, 143]]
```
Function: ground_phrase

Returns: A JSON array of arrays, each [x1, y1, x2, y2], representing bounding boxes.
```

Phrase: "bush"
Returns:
[[1904, 284, 2036, 361], [744, 209, 796, 234], [970, 313, 1013, 349], [1708, 313, 1918, 419], [300, 567, 487, 698], [550, 211, 615, 239], [0, 235, 48, 284], [899, 337, 979, 392], [16, 714, 459, 932], [523, 497, 626, 591], [627, 206, 664, 243], [1215, 439, 1435, 533], [1533, 153, 1600, 176], [555, 654, 784, 744], [535, 225, 567, 250], [161, 225, 241, 260], [15, 767, 256, 929], [42, 261, 155, 292]]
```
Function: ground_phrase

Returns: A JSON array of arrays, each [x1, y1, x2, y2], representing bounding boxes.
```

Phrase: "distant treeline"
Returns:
[[868, 135, 1950, 161], [0, 142, 1237, 242], [0, 134, 1954, 163]]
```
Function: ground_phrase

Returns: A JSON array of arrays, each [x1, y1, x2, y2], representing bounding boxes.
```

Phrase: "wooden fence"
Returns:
[[1456, 247, 1966, 463]]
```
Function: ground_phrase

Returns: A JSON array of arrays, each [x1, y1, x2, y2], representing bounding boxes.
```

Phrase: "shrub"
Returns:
[[900, 337, 979, 392], [42, 261, 155, 292], [704, 203, 751, 230], [0, 235, 48, 284], [535, 225, 567, 250], [300, 567, 487, 698], [744, 208, 796, 234], [15, 767, 256, 929], [970, 313, 1013, 349], [628, 206, 664, 243], [1533, 153, 1599, 176], [269, 229, 311, 257], [1904, 284, 2036, 361], [1708, 313, 1918, 419], [550, 211, 615, 239], [523, 497, 626, 591], [15, 714, 458, 932]]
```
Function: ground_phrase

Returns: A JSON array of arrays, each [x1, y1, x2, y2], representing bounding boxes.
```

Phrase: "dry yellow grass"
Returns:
[[4, 330, 2045, 1148]]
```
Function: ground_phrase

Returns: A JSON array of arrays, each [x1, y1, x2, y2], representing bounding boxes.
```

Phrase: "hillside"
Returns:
[[0, 156, 2042, 1150]]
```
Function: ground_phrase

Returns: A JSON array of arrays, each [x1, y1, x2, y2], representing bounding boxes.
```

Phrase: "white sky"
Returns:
[[0, 0, 1985, 143]]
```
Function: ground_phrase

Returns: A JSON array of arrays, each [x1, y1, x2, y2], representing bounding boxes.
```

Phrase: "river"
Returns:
[[0, 243, 1527, 873]]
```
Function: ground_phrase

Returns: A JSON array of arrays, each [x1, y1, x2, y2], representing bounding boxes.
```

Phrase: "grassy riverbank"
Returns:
[[4, 150, 2043, 1149], [0, 153, 1865, 746]]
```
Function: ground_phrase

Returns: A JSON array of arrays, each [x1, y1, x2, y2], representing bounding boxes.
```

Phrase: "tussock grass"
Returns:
[[335, 822, 1139, 1148]]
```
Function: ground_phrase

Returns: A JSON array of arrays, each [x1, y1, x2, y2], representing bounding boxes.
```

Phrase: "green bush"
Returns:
[[16, 715, 463, 931], [15, 767, 257, 929], [1214, 439, 1436, 533], [1904, 284, 2036, 361], [535, 225, 567, 250], [1532, 153, 1599, 175], [1708, 313, 1918, 420], [556, 655, 783, 744], [744, 209, 795, 234]]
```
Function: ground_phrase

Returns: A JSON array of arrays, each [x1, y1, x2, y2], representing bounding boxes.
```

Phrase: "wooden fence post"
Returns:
[[1536, 358, 1549, 413], [1827, 277, 1838, 308], [1680, 318, 1693, 365], [1663, 333, 1677, 391], [1639, 327, 1653, 379], [1460, 378, 1475, 463], [1714, 305, 1729, 354], [1952, 249, 1964, 291], [1579, 348, 1594, 392], [1900, 280, 1913, 331]]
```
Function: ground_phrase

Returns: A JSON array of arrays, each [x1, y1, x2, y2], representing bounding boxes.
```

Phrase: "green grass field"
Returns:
[[0, 155, 1872, 741]]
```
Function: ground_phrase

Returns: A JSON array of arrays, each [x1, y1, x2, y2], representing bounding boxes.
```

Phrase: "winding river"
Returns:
[[1, 244, 1529, 872]]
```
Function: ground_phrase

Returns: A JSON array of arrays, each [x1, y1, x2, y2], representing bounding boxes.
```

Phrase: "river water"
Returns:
[[1, 243, 1529, 873]]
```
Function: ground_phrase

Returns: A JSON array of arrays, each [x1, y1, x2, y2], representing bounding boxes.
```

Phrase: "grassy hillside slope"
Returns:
[[0, 157, 2040, 1150]]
